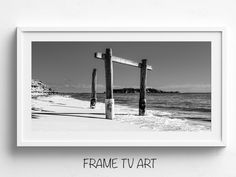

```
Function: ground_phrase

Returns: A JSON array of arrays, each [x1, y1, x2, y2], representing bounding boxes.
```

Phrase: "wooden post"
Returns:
[[104, 48, 114, 119], [95, 49, 152, 118], [139, 59, 147, 116], [90, 68, 97, 109]]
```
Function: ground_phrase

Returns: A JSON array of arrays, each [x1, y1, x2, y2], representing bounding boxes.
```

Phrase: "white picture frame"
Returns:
[[17, 27, 226, 147]]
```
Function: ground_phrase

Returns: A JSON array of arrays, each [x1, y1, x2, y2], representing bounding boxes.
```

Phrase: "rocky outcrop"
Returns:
[[31, 79, 55, 97]]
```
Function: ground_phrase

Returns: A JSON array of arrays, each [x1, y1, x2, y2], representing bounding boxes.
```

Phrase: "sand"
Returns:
[[31, 95, 210, 132]]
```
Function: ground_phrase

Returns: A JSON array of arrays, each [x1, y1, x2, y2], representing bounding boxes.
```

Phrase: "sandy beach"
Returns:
[[31, 95, 210, 132]]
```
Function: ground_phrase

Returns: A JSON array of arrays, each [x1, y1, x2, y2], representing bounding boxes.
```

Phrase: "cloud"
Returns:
[[159, 84, 211, 92], [46, 79, 105, 92], [70, 83, 105, 89]]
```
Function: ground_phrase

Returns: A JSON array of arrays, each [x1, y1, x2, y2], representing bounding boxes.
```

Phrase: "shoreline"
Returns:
[[32, 94, 211, 132]]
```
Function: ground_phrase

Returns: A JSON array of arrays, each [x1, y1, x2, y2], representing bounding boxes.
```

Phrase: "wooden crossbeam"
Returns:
[[95, 52, 152, 71]]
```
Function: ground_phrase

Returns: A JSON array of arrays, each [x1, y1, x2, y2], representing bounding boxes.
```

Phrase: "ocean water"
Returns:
[[70, 93, 211, 123]]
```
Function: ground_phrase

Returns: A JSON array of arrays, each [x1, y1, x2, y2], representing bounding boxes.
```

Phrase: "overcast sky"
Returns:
[[32, 42, 211, 93]]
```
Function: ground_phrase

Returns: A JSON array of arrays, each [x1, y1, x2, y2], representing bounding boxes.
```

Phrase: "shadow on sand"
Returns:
[[32, 112, 131, 120]]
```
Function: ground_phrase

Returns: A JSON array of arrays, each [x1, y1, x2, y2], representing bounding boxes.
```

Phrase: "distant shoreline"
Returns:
[[32, 79, 211, 96]]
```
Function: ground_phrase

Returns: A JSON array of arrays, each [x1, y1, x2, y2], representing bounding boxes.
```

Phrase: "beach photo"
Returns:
[[31, 41, 211, 132]]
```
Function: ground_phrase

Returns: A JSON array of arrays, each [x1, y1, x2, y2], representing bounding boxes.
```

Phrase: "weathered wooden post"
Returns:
[[139, 59, 147, 116], [90, 68, 97, 109], [104, 48, 114, 119], [94, 49, 152, 118]]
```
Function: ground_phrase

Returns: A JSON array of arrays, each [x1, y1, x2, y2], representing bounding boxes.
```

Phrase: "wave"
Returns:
[[152, 105, 211, 113], [70, 92, 211, 122], [152, 111, 211, 122]]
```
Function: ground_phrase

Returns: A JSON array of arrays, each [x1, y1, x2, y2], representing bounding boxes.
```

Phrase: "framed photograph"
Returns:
[[17, 27, 226, 146]]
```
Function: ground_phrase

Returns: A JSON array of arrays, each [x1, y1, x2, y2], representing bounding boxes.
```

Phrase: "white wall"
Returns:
[[1, 0, 236, 176]]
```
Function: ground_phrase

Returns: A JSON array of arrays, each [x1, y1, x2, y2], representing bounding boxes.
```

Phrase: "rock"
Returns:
[[31, 79, 55, 97]]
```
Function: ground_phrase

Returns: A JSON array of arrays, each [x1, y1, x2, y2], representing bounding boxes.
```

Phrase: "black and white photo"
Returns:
[[32, 41, 211, 131]]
